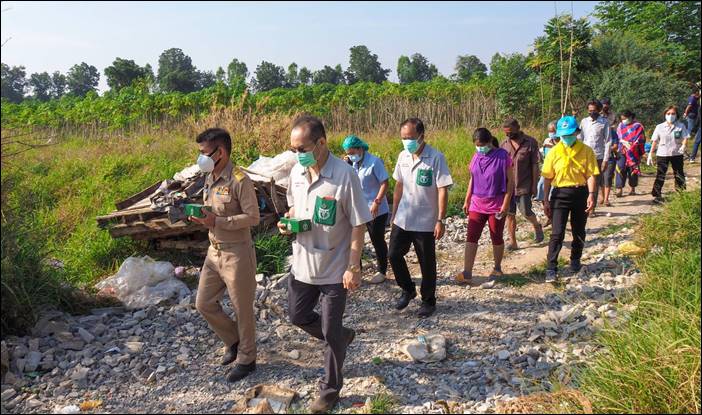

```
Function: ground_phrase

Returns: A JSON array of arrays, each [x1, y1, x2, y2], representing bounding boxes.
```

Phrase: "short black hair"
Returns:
[[621, 110, 635, 119], [600, 97, 611, 105], [292, 114, 326, 143], [400, 117, 425, 136], [196, 128, 232, 155], [587, 99, 603, 110], [502, 117, 520, 129]]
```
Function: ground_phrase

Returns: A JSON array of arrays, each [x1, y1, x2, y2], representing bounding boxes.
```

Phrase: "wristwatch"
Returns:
[[348, 264, 361, 273], [436, 218, 445, 225]]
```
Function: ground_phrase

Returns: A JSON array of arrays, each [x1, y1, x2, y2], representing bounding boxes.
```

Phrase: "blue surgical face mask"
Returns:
[[348, 153, 362, 163], [476, 145, 491, 155], [548, 132, 556, 139], [561, 135, 577, 147]]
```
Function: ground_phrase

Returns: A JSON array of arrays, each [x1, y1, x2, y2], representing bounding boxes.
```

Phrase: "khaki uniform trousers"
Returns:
[[196, 241, 257, 365]]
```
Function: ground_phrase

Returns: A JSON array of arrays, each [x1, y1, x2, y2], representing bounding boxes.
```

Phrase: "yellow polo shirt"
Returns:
[[541, 141, 600, 187]]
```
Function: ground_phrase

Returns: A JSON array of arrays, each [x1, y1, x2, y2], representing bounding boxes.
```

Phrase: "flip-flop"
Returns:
[[489, 269, 504, 279], [455, 271, 472, 284]]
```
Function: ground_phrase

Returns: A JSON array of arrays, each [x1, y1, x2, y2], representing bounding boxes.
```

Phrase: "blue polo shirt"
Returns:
[[352, 152, 390, 217]]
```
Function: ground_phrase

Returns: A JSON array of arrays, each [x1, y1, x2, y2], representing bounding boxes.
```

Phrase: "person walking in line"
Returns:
[[455, 128, 514, 283], [542, 116, 599, 282], [500, 118, 544, 250], [389, 117, 453, 318], [648, 105, 689, 204], [342, 134, 390, 284], [578, 99, 611, 216], [278, 115, 372, 413], [615, 110, 646, 197]]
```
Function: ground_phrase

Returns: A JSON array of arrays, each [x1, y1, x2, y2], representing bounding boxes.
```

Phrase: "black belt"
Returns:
[[555, 185, 587, 189]]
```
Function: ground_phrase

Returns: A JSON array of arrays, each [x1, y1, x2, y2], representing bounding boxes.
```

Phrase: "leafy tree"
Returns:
[[29, 72, 52, 101], [227, 58, 249, 84], [50, 71, 67, 99], [594, 1, 701, 79], [215, 66, 226, 83], [346, 45, 390, 84], [1, 63, 27, 103], [453, 55, 487, 82], [196, 70, 216, 90], [252, 61, 286, 91], [312, 65, 346, 85], [286, 62, 299, 88], [489, 53, 538, 118], [104, 58, 152, 91], [67, 62, 100, 97], [157, 48, 198, 93], [397, 53, 439, 83], [298, 66, 312, 85]]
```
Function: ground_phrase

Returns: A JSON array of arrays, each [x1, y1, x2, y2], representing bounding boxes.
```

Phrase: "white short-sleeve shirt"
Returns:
[[651, 121, 690, 157], [286, 153, 372, 285], [578, 116, 612, 161], [392, 143, 453, 233]]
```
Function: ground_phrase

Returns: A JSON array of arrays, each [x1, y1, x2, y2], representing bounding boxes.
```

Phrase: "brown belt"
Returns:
[[209, 240, 244, 250]]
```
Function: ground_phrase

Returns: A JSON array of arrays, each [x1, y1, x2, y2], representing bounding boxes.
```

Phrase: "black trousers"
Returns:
[[287, 275, 348, 401], [361, 213, 388, 274], [388, 224, 437, 306], [547, 187, 589, 272], [652, 155, 686, 198]]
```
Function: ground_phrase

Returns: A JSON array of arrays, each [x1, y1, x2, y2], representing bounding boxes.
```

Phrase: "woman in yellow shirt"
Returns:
[[541, 115, 599, 282]]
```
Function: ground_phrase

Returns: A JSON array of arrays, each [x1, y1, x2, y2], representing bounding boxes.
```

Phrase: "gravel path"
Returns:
[[1, 168, 698, 414]]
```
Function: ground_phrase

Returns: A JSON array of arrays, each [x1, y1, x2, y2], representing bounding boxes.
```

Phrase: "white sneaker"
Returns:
[[369, 272, 386, 284]]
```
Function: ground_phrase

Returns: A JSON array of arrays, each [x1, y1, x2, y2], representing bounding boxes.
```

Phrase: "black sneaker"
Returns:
[[417, 302, 436, 318], [652, 197, 664, 205], [569, 259, 582, 273], [221, 342, 238, 365], [226, 361, 255, 382], [545, 269, 557, 283], [395, 290, 417, 310]]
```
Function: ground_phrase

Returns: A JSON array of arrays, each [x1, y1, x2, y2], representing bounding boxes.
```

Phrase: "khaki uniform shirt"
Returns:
[[286, 153, 372, 285], [203, 161, 260, 244]]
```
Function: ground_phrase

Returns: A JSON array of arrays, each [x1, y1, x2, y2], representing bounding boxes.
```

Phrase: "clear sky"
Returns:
[[0, 1, 600, 92]]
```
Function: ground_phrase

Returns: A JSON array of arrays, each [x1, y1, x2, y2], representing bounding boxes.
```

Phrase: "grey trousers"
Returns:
[[288, 274, 348, 401]]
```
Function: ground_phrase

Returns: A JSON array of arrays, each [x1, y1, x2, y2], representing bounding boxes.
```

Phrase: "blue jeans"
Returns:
[[535, 176, 545, 201]]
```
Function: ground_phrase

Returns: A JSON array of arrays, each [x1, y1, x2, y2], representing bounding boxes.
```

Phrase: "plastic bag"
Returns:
[[96, 256, 190, 309], [247, 151, 297, 189]]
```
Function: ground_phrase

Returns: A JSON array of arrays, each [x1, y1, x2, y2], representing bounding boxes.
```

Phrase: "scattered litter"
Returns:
[[616, 241, 646, 257], [79, 400, 103, 411], [232, 384, 297, 414], [401, 334, 447, 363], [95, 256, 190, 309], [56, 405, 80, 414]]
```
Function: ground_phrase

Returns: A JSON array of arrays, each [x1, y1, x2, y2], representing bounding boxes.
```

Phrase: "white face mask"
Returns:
[[622, 119, 631, 126], [665, 114, 676, 123], [197, 154, 215, 172]]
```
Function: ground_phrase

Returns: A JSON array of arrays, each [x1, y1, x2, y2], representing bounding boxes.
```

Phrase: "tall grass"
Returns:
[[576, 190, 701, 413]]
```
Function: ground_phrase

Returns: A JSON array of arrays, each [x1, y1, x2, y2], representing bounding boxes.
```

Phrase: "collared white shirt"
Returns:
[[651, 121, 690, 157], [286, 153, 372, 285], [578, 116, 612, 162], [392, 143, 453, 233]]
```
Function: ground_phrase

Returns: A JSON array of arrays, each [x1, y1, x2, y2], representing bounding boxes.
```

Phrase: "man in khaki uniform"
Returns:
[[189, 128, 260, 382]]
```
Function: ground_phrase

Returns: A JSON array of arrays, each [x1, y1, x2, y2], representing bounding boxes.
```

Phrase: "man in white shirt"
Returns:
[[278, 115, 372, 414], [389, 118, 453, 318], [578, 99, 611, 216]]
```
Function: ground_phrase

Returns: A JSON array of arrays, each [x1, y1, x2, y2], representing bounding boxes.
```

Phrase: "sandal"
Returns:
[[455, 271, 472, 284], [490, 268, 504, 279]]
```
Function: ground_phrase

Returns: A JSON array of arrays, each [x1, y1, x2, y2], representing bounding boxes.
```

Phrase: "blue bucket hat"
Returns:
[[342, 135, 369, 151], [556, 115, 578, 137]]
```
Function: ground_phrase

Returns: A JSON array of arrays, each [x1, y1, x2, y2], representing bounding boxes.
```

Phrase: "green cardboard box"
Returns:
[[184, 203, 210, 219], [280, 217, 312, 233]]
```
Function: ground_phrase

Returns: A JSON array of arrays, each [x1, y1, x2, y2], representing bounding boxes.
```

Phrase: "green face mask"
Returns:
[[561, 135, 577, 147], [297, 144, 318, 167]]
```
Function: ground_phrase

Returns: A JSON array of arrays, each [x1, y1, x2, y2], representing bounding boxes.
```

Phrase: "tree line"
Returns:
[[1, 1, 699, 129], [1, 43, 491, 103]]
